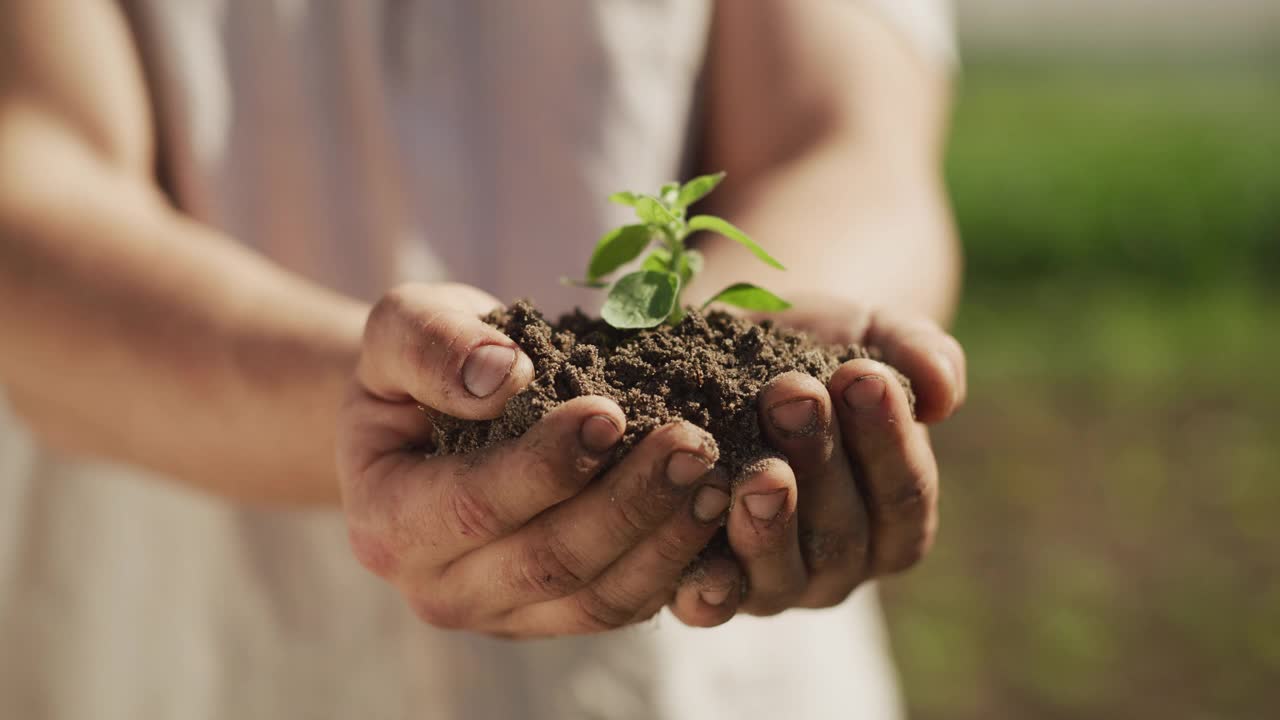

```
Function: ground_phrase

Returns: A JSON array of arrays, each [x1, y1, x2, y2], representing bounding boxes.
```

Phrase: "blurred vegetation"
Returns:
[[949, 58, 1280, 292], [882, 55, 1280, 720]]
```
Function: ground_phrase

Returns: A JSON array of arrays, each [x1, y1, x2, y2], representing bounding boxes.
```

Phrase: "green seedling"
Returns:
[[568, 172, 790, 329]]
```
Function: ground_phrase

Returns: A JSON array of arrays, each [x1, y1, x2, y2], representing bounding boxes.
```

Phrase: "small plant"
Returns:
[[568, 172, 790, 329]]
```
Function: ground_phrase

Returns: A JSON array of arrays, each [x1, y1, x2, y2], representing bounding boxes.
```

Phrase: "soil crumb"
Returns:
[[431, 300, 912, 481]]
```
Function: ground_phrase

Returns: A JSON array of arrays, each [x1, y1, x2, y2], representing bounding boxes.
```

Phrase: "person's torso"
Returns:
[[0, 2, 914, 717]]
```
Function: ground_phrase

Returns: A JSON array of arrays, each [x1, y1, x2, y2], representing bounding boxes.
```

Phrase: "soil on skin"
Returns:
[[431, 300, 912, 481]]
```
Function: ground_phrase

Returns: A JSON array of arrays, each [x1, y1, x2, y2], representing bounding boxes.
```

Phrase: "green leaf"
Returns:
[[687, 215, 785, 270], [609, 191, 640, 207], [701, 283, 792, 312], [674, 172, 726, 210], [659, 182, 680, 206], [601, 270, 680, 329], [588, 224, 653, 280], [641, 248, 673, 273], [641, 248, 702, 285], [635, 195, 677, 226]]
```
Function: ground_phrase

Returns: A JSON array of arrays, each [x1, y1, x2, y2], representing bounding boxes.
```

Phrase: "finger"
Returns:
[[669, 550, 743, 628], [343, 396, 626, 577], [628, 590, 675, 629], [864, 309, 966, 423], [831, 359, 940, 576], [726, 458, 807, 616], [758, 372, 871, 606], [510, 471, 732, 634], [358, 283, 535, 420], [444, 421, 719, 613]]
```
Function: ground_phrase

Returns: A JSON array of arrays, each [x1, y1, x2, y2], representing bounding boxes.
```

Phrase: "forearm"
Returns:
[[695, 0, 960, 325], [692, 143, 960, 324], [0, 140, 366, 505]]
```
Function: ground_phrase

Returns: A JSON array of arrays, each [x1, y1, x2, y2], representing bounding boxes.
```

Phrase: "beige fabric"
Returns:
[[1, 1, 951, 718]]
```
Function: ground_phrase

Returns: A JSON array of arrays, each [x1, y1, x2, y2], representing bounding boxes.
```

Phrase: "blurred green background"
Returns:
[[879, 24, 1280, 720]]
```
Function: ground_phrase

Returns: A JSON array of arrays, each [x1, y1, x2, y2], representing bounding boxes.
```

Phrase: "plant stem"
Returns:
[[664, 223, 687, 324]]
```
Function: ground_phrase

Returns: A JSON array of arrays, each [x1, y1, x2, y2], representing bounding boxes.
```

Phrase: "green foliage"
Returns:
[[674, 171, 725, 209], [890, 55, 1280, 720], [948, 59, 1280, 293], [579, 172, 790, 329], [587, 225, 651, 281], [686, 215, 785, 271], [607, 191, 640, 207], [601, 270, 680, 329], [700, 282, 791, 312]]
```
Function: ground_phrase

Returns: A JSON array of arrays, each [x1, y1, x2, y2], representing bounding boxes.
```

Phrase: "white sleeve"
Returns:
[[858, 0, 957, 66]]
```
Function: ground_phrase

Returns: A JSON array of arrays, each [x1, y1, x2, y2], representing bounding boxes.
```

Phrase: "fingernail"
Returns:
[[768, 398, 818, 435], [667, 451, 712, 487], [844, 375, 886, 410], [934, 349, 962, 406], [462, 344, 517, 398], [579, 415, 621, 453], [934, 350, 958, 386], [693, 486, 730, 522], [743, 489, 787, 521], [700, 587, 731, 606]]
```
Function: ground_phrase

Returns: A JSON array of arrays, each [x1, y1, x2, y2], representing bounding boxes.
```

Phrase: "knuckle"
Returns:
[[416, 307, 465, 352], [651, 528, 697, 568], [632, 599, 666, 625], [738, 518, 797, 561], [802, 528, 869, 577], [346, 525, 401, 579], [879, 473, 934, 522], [414, 310, 470, 382], [573, 586, 641, 633], [408, 594, 467, 630], [368, 285, 411, 335], [525, 446, 587, 498], [616, 491, 675, 539], [518, 530, 590, 598], [444, 481, 506, 542]]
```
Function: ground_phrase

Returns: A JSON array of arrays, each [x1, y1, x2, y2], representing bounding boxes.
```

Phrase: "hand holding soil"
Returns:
[[727, 295, 966, 614], [337, 282, 739, 637], [430, 294, 965, 619], [336, 176, 967, 634]]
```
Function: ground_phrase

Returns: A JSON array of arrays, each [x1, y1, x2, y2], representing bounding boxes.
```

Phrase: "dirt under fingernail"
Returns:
[[769, 398, 819, 435]]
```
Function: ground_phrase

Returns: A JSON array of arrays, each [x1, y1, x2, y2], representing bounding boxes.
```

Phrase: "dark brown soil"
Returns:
[[430, 300, 912, 481]]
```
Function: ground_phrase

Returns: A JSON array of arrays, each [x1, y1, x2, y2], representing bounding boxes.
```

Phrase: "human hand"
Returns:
[[336, 283, 737, 638], [670, 295, 966, 617]]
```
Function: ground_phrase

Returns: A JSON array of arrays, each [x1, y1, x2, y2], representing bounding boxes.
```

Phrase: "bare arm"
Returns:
[[0, 0, 367, 503], [671, 0, 966, 616], [694, 0, 960, 323], [1, 3, 736, 637]]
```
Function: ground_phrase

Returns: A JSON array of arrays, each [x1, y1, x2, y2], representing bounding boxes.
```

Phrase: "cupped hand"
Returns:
[[337, 283, 738, 638], [671, 295, 966, 618]]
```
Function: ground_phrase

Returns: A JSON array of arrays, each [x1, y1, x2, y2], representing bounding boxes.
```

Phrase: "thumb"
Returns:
[[864, 309, 966, 423], [356, 283, 534, 419]]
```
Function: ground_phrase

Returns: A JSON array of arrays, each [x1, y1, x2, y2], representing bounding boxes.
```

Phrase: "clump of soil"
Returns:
[[431, 300, 912, 481]]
